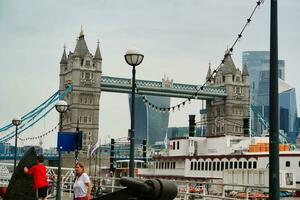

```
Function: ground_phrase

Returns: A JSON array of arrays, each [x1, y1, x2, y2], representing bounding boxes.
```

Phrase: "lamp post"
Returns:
[[55, 100, 68, 200], [124, 47, 144, 177], [12, 117, 22, 171]]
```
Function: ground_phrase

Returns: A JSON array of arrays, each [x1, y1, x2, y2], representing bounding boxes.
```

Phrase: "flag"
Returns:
[[163, 132, 168, 149], [90, 140, 100, 157]]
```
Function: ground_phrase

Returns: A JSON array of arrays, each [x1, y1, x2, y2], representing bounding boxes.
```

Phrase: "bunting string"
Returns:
[[139, 0, 264, 113]]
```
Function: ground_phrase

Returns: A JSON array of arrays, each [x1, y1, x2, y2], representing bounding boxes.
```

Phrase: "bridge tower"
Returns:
[[206, 50, 250, 136], [59, 28, 102, 151]]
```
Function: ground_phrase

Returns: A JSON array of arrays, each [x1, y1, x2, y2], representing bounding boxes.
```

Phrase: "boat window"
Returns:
[[121, 162, 128, 168], [209, 162, 212, 171], [225, 162, 228, 169], [194, 162, 197, 170], [201, 162, 205, 171], [234, 162, 238, 169], [243, 161, 247, 169], [173, 141, 176, 150], [253, 161, 257, 169], [205, 162, 208, 171], [248, 161, 252, 169], [213, 162, 216, 171], [191, 162, 193, 170], [198, 162, 201, 170], [137, 162, 142, 168], [217, 162, 220, 171], [174, 162, 176, 169], [177, 141, 180, 150], [239, 161, 242, 168], [221, 162, 224, 170], [230, 162, 233, 169], [299, 161, 300, 167], [286, 161, 290, 167]]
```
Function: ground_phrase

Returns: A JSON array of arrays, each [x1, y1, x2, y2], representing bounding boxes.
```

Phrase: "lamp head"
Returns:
[[55, 100, 68, 113], [124, 47, 144, 67], [12, 117, 22, 126]]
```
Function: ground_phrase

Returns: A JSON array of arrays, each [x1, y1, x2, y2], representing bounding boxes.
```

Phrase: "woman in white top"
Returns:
[[73, 162, 92, 200]]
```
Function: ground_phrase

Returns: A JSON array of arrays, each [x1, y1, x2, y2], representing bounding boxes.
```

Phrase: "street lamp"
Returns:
[[12, 117, 22, 171], [124, 47, 144, 177], [55, 100, 68, 200]]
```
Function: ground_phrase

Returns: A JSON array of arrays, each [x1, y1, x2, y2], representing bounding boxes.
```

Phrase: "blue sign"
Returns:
[[57, 131, 82, 151]]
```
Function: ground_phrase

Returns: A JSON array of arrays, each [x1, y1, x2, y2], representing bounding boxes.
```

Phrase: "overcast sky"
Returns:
[[0, 0, 299, 148]]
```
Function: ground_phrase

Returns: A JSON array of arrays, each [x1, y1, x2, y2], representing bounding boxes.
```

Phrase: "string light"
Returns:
[[138, 0, 264, 113], [18, 123, 59, 142]]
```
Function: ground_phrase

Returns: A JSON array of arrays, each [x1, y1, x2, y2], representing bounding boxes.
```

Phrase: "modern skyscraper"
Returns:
[[129, 94, 170, 145], [243, 51, 298, 141], [279, 80, 298, 142], [242, 51, 285, 104]]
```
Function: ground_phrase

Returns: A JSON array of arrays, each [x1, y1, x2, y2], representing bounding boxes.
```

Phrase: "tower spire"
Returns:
[[242, 64, 249, 76], [94, 40, 102, 60], [60, 44, 68, 64], [79, 25, 84, 38], [74, 27, 90, 58], [206, 61, 212, 80]]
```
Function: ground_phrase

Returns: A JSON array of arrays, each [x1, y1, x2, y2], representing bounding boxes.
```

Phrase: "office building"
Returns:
[[129, 94, 170, 145]]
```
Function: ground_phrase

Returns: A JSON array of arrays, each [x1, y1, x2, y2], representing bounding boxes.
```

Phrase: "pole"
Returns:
[[129, 66, 136, 177], [13, 126, 18, 171], [56, 113, 63, 200], [99, 142, 101, 178], [89, 148, 92, 175], [75, 120, 79, 165], [269, 0, 279, 199]]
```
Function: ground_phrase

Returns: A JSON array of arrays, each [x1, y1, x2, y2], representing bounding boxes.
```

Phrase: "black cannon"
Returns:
[[93, 177, 178, 200]]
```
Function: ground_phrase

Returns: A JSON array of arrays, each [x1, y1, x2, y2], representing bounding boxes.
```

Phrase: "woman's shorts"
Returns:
[[37, 186, 48, 198]]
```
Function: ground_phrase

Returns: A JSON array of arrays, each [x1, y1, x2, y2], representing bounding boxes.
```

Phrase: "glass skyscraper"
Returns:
[[242, 51, 298, 140], [242, 51, 285, 105], [129, 94, 170, 145], [279, 80, 298, 142]]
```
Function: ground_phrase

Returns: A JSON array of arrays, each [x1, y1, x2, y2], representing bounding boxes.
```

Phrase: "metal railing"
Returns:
[[1, 162, 299, 199]]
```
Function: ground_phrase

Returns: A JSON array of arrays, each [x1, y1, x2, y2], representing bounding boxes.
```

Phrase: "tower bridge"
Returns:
[[57, 28, 250, 152], [0, 29, 251, 167]]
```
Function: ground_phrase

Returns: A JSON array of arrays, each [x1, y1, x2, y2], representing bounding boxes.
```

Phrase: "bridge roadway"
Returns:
[[101, 76, 227, 99]]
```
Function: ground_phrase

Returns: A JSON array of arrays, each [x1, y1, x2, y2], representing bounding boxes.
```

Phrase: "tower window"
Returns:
[[81, 59, 84, 66], [85, 72, 91, 79], [86, 60, 90, 66]]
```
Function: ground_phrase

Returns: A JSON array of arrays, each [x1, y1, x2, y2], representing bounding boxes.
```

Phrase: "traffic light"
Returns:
[[189, 115, 196, 137], [243, 118, 249, 135], [142, 139, 147, 162], [110, 138, 115, 172]]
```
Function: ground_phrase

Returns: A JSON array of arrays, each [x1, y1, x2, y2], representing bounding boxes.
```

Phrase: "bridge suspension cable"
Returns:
[[140, 0, 265, 112], [0, 85, 73, 143]]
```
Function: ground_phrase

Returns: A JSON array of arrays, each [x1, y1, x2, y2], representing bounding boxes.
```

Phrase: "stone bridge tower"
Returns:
[[59, 28, 102, 150], [206, 51, 250, 136]]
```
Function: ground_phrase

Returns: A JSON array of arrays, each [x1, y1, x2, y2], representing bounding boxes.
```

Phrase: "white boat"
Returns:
[[137, 135, 300, 190]]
